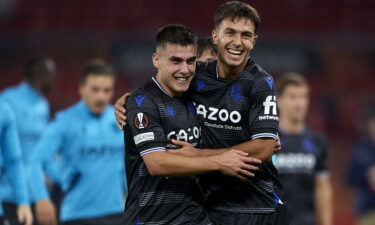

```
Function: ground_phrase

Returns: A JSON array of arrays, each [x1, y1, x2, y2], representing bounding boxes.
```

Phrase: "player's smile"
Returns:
[[227, 49, 244, 56], [173, 74, 193, 83], [212, 17, 257, 76]]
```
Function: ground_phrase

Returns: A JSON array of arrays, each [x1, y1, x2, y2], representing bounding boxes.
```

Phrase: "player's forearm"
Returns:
[[7, 160, 29, 205], [144, 152, 219, 177], [315, 175, 333, 225], [230, 138, 275, 162], [193, 148, 228, 156], [27, 163, 50, 202]]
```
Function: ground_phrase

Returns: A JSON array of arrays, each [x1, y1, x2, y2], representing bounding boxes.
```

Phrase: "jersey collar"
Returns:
[[215, 56, 253, 79], [152, 76, 171, 97]]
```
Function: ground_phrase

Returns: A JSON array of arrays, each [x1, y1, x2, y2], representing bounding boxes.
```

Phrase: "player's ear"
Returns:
[[152, 52, 160, 69], [251, 35, 258, 50], [211, 29, 218, 45]]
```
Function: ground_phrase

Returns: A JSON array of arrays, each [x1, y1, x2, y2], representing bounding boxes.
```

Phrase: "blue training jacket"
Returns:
[[0, 101, 29, 216], [31, 100, 126, 222], [0, 82, 60, 203]]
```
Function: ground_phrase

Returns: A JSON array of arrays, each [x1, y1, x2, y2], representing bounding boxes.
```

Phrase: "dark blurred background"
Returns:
[[0, 1, 374, 224]]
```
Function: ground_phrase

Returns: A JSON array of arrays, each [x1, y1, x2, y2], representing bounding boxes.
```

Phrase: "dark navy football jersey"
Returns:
[[190, 59, 281, 213], [124, 77, 207, 225], [275, 128, 328, 225]]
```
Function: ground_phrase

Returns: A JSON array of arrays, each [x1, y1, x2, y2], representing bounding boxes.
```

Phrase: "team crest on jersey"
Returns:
[[135, 95, 145, 107], [166, 106, 174, 117], [134, 112, 149, 129], [230, 84, 243, 101], [197, 80, 207, 91], [264, 76, 274, 90]]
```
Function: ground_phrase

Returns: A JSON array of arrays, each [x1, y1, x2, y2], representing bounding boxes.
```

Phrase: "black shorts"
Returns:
[[61, 213, 125, 225], [206, 204, 289, 225], [207, 209, 274, 225], [273, 203, 289, 225], [2, 202, 41, 225]]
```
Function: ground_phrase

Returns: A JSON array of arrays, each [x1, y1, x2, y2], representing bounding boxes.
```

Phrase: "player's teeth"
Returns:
[[176, 77, 187, 81], [228, 49, 242, 55]]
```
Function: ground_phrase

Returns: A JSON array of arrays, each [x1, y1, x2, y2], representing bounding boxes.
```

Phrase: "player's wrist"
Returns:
[[207, 155, 221, 172]]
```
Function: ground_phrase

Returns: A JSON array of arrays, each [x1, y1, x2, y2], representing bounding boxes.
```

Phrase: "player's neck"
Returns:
[[280, 119, 304, 134], [155, 74, 182, 97], [26, 80, 44, 95], [217, 58, 247, 79]]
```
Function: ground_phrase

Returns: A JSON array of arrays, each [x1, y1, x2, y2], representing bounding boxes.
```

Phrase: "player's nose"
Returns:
[[179, 62, 189, 74]]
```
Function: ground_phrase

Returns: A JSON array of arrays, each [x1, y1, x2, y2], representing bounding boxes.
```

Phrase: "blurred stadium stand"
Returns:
[[0, 1, 374, 224]]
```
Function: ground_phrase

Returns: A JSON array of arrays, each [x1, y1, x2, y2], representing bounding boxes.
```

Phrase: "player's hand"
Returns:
[[35, 199, 57, 225], [215, 150, 261, 181], [168, 139, 201, 156], [17, 204, 33, 225], [114, 92, 131, 130], [274, 136, 281, 154]]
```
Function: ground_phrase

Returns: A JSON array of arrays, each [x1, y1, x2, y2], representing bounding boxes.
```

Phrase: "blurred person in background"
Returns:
[[0, 57, 58, 225], [274, 72, 333, 225], [197, 36, 217, 62], [31, 60, 126, 225], [0, 101, 33, 225], [347, 114, 375, 225]]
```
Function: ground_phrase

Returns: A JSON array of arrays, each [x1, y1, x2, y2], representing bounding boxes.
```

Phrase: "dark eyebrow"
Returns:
[[187, 56, 197, 62], [169, 56, 196, 62], [169, 56, 183, 62], [242, 31, 253, 37], [224, 28, 235, 33]]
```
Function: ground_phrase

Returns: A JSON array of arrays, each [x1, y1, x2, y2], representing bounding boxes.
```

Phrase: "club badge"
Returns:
[[134, 112, 149, 129]]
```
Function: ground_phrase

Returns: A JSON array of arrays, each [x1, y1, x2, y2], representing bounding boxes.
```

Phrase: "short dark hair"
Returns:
[[197, 36, 217, 58], [25, 56, 55, 81], [214, 1, 261, 33], [156, 24, 198, 50], [81, 59, 116, 83], [276, 72, 309, 96]]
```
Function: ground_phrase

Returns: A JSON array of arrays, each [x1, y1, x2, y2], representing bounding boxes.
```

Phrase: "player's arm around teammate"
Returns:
[[126, 88, 261, 180], [116, 95, 281, 163]]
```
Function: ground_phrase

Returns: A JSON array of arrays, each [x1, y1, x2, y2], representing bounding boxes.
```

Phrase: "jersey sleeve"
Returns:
[[28, 114, 65, 202], [248, 75, 279, 140], [0, 103, 29, 205], [315, 134, 329, 176], [125, 93, 167, 156]]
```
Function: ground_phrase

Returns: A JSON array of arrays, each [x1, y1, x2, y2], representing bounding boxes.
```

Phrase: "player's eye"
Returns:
[[226, 30, 234, 35], [187, 57, 196, 64], [242, 33, 252, 39], [170, 58, 182, 64]]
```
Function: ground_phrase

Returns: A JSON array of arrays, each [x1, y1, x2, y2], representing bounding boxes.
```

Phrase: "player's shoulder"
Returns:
[[0, 84, 21, 99], [305, 127, 328, 145], [242, 61, 276, 93], [53, 102, 82, 121], [243, 60, 273, 80], [127, 81, 159, 110]]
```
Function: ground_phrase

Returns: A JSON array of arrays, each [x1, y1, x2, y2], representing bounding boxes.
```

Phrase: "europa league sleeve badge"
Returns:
[[134, 112, 149, 129]]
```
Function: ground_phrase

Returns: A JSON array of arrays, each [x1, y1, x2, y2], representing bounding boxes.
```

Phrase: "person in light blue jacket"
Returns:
[[31, 60, 126, 225], [0, 101, 33, 225], [0, 57, 59, 225]]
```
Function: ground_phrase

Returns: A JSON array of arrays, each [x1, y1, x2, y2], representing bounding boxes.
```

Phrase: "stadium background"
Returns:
[[0, 0, 374, 224]]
